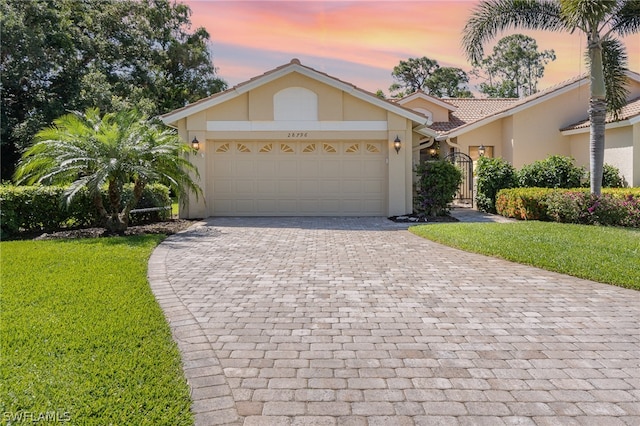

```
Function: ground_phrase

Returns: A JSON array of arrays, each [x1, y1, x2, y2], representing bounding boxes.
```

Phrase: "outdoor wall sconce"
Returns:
[[478, 144, 486, 157], [394, 136, 401, 154], [191, 136, 200, 151]]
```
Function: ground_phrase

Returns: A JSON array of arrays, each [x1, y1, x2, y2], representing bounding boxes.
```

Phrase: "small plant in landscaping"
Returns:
[[475, 156, 517, 213], [0, 183, 170, 238], [517, 155, 585, 189], [495, 187, 551, 220], [414, 160, 462, 216], [584, 163, 627, 188]]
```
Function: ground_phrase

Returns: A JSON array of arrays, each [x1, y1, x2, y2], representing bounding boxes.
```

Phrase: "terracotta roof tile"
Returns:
[[561, 96, 640, 131], [425, 74, 592, 136], [430, 98, 519, 133]]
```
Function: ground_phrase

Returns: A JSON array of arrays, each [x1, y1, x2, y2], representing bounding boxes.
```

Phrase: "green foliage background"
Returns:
[[1, 0, 226, 179], [0, 184, 171, 238]]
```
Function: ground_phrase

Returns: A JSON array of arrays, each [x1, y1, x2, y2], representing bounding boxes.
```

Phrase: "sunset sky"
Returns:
[[184, 0, 640, 96]]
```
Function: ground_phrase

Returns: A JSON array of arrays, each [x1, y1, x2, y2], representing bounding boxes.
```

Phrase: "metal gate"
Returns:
[[444, 152, 473, 206]]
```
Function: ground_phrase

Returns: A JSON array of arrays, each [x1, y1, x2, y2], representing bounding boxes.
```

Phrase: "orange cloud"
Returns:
[[185, 0, 639, 93]]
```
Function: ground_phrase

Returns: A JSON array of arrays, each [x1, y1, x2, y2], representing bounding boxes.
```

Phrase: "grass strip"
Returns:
[[410, 221, 639, 290], [0, 236, 193, 425]]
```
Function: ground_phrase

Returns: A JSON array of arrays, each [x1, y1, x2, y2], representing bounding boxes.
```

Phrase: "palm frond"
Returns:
[[462, 0, 565, 64], [608, 0, 640, 37], [601, 38, 629, 118], [559, 0, 617, 31]]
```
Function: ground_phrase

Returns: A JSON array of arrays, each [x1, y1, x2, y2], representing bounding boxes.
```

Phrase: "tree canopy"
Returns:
[[472, 34, 556, 98], [389, 57, 472, 98], [1, 0, 227, 179]]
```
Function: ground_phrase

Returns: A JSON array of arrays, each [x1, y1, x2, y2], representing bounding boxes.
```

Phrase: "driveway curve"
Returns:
[[148, 217, 640, 426]]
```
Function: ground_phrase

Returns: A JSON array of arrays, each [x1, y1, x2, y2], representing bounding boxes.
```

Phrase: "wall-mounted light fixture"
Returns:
[[393, 135, 401, 154], [191, 136, 200, 151], [478, 144, 486, 157]]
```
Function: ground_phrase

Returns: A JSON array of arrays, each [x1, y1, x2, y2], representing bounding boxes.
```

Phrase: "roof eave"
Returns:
[[561, 116, 639, 135]]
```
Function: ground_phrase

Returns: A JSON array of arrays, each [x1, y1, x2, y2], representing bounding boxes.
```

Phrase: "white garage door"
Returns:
[[210, 140, 387, 216]]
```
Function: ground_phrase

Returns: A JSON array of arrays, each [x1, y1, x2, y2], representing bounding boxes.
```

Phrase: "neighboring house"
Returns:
[[161, 59, 640, 218]]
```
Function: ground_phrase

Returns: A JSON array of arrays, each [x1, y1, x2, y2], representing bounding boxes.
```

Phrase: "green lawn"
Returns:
[[410, 221, 640, 290], [0, 236, 193, 425]]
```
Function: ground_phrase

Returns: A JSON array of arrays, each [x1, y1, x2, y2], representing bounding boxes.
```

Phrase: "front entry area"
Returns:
[[209, 140, 387, 216]]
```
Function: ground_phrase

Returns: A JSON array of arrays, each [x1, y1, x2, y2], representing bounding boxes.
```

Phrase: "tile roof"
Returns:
[[428, 74, 592, 136], [560, 96, 640, 131], [430, 98, 520, 133]]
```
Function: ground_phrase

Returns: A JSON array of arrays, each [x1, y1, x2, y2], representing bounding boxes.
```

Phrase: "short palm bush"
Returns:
[[14, 108, 202, 234]]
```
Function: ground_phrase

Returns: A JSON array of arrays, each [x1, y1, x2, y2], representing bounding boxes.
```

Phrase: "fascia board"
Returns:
[[560, 119, 635, 136], [161, 90, 242, 125], [295, 67, 430, 125], [161, 65, 300, 125], [414, 124, 438, 138]]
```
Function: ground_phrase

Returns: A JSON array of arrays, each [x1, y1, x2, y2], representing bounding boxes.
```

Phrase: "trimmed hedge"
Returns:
[[475, 155, 627, 213], [495, 188, 552, 220], [1, 184, 170, 238], [496, 187, 640, 227]]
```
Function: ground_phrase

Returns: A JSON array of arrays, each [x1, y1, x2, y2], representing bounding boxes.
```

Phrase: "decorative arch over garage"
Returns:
[[274, 87, 318, 121]]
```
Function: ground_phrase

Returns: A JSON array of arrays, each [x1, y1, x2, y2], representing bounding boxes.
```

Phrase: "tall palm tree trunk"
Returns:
[[588, 38, 606, 196], [589, 98, 606, 196]]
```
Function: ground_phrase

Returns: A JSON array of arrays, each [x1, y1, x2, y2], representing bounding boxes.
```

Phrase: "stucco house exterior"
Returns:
[[161, 59, 640, 219]]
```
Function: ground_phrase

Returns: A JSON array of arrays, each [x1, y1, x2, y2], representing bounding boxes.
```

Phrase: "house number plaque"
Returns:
[[287, 132, 309, 138]]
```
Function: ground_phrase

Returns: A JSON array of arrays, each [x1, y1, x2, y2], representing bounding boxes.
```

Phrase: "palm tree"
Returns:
[[14, 108, 202, 234], [462, 0, 639, 195]]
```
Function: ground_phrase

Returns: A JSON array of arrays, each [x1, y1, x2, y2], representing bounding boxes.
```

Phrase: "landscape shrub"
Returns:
[[517, 155, 585, 188], [547, 191, 640, 227], [584, 163, 627, 188], [414, 160, 462, 216], [495, 188, 552, 220], [127, 184, 172, 224], [0, 184, 170, 238], [475, 157, 517, 213], [498, 187, 640, 227]]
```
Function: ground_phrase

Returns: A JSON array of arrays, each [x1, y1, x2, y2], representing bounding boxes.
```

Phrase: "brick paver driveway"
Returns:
[[148, 217, 640, 426]]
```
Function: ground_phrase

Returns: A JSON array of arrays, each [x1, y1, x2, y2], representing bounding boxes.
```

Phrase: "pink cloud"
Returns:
[[185, 0, 639, 94]]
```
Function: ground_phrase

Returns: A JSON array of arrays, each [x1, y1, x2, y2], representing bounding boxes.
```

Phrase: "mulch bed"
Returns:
[[388, 213, 458, 223], [17, 220, 198, 241]]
